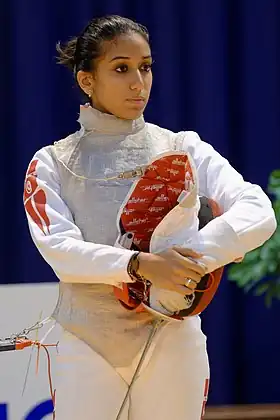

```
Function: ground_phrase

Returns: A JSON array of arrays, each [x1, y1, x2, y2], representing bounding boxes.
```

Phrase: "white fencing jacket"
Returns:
[[23, 105, 277, 367]]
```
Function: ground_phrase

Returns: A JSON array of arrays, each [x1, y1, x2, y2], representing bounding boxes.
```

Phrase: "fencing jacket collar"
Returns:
[[77, 103, 146, 136]]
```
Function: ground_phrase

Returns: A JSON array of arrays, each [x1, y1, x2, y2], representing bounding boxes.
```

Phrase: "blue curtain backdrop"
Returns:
[[2, 0, 280, 407]]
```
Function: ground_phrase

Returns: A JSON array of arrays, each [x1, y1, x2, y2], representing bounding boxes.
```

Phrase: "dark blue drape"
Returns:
[[2, 0, 280, 406]]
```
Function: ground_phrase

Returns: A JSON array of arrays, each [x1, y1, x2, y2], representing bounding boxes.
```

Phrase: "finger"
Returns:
[[172, 269, 202, 284], [178, 258, 207, 276], [171, 249, 206, 276], [173, 247, 203, 259], [184, 271, 202, 283], [162, 281, 184, 295], [184, 278, 198, 290], [174, 284, 194, 296]]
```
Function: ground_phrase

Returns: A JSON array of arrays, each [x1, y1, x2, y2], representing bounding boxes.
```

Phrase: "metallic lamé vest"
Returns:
[[49, 107, 178, 367]]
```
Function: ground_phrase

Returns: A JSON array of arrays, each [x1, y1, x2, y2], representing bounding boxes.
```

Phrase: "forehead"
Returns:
[[101, 32, 151, 60]]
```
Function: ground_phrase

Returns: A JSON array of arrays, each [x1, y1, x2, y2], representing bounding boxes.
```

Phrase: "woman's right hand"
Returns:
[[138, 248, 207, 296]]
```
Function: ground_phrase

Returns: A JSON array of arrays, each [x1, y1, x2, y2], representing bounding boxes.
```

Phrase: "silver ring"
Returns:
[[185, 279, 194, 288]]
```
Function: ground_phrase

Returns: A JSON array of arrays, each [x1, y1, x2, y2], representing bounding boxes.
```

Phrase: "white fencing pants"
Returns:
[[54, 316, 210, 420]]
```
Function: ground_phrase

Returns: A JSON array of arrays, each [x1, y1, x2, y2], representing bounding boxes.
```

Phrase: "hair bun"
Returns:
[[56, 37, 78, 72]]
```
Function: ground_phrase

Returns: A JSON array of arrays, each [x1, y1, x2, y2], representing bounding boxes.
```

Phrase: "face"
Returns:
[[77, 32, 153, 120]]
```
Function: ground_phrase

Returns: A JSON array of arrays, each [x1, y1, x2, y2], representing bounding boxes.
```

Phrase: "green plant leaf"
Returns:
[[268, 170, 280, 199], [267, 261, 279, 273], [255, 278, 280, 306], [254, 283, 270, 296]]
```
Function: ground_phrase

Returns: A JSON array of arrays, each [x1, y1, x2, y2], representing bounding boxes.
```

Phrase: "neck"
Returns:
[[78, 103, 146, 136]]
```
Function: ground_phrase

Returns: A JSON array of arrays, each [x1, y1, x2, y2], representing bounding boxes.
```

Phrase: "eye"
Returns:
[[115, 64, 128, 73], [141, 63, 153, 72]]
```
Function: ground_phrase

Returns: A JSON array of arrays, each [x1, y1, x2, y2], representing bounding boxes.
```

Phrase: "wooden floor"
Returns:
[[205, 405, 280, 420]]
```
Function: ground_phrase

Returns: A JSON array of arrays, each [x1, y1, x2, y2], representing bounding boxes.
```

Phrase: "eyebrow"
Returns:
[[109, 55, 152, 62]]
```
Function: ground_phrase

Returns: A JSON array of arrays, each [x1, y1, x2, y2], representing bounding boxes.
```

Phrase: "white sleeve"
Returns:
[[178, 131, 277, 273], [23, 147, 136, 286]]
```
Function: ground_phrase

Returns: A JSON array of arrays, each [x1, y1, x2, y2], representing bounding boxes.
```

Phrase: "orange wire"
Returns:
[[39, 344, 56, 418], [34, 341, 57, 420], [15, 338, 57, 420]]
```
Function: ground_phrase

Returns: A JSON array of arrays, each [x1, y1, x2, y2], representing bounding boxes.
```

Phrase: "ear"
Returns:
[[76, 71, 95, 97]]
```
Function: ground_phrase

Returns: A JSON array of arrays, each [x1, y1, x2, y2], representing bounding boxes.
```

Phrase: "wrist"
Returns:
[[137, 252, 155, 280], [127, 252, 151, 284], [127, 252, 140, 279]]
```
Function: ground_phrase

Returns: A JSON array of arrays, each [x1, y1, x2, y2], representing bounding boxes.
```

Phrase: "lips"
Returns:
[[126, 98, 146, 107], [128, 98, 145, 102]]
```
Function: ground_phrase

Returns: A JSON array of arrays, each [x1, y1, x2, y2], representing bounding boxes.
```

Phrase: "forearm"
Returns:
[[30, 228, 135, 286], [185, 188, 276, 273], [176, 131, 277, 273]]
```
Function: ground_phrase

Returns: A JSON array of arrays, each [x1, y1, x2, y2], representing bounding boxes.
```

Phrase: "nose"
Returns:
[[129, 69, 145, 91]]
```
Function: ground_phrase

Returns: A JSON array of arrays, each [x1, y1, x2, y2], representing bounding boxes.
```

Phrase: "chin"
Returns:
[[118, 108, 146, 121]]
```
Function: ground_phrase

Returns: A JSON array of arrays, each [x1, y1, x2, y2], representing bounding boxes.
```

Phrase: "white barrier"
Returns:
[[0, 283, 60, 420]]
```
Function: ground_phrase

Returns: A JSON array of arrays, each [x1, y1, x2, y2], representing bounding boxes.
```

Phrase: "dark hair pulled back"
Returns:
[[56, 15, 149, 77]]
